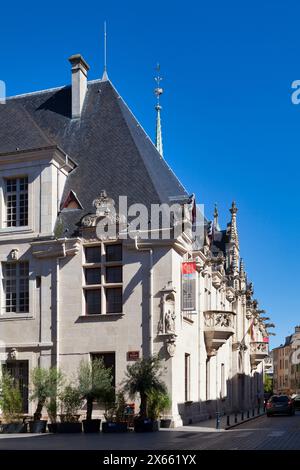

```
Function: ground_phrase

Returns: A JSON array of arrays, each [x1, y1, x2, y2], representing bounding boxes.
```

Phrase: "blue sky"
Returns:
[[1, 0, 299, 348]]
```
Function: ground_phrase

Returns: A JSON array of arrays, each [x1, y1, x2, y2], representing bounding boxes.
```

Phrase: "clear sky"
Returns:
[[0, 0, 299, 348]]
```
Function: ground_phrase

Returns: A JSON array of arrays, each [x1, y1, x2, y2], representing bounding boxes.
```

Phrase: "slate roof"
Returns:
[[1, 79, 187, 236]]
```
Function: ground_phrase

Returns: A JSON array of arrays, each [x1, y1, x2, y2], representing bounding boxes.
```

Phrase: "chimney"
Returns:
[[68, 54, 90, 119]]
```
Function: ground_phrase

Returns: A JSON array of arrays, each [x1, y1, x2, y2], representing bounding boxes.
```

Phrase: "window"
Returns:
[[85, 246, 101, 264], [85, 268, 101, 285], [83, 244, 123, 315], [85, 289, 101, 315], [3, 261, 29, 313], [106, 287, 122, 313], [106, 266, 122, 283], [106, 244, 122, 262], [206, 358, 210, 400], [221, 363, 225, 399], [5, 177, 28, 227], [185, 353, 191, 402]]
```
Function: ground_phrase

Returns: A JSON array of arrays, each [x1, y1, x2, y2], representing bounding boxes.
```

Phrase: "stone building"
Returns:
[[0, 54, 270, 425], [273, 327, 300, 396]]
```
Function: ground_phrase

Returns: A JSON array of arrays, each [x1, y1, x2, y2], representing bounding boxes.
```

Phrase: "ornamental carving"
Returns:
[[226, 288, 236, 303], [158, 283, 178, 357], [81, 190, 126, 237], [166, 335, 177, 357], [204, 311, 233, 329], [158, 284, 176, 335], [9, 249, 19, 261]]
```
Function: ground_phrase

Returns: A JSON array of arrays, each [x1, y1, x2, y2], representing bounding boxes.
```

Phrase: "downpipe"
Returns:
[[134, 236, 153, 357]]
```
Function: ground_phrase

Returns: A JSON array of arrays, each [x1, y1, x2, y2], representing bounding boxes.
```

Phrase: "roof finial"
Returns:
[[213, 203, 220, 231], [154, 63, 163, 157], [102, 21, 108, 81], [229, 201, 239, 247]]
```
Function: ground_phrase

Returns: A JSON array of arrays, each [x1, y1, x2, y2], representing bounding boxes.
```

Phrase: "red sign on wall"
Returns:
[[181, 261, 197, 312], [182, 261, 196, 275], [127, 351, 140, 361]]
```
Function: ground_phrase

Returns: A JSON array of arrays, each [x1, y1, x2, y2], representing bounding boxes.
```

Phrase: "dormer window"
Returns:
[[61, 190, 83, 211], [5, 177, 28, 227]]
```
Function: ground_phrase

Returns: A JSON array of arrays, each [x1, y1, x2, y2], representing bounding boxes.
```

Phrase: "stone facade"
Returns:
[[0, 55, 271, 426]]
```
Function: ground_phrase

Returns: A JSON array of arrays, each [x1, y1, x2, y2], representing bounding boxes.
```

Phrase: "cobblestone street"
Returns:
[[0, 412, 299, 450]]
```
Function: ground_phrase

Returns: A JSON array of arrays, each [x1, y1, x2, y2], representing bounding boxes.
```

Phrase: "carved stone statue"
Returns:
[[165, 309, 175, 333]]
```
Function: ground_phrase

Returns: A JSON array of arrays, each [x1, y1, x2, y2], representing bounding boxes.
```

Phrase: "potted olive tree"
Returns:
[[45, 369, 64, 433], [78, 358, 113, 433], [29, 367, 63, 433], [123, 355, 167, 432], [147, 389, 172, 428], [102, 391, 128, 433], [57, 384, 83, 433], [0, 370, 25, 433], [46, 399, 58, 433]]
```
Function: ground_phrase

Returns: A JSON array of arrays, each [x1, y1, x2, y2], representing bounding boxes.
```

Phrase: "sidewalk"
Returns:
[[167, 409, 266, 433]]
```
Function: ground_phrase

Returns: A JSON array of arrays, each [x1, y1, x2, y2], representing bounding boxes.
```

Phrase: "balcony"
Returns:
[[203, 310, 235, 357], [250, 341, 269, 369]]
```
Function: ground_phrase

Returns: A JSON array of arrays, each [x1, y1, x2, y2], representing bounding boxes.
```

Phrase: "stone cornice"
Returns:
[[31, 237, 81, 259]]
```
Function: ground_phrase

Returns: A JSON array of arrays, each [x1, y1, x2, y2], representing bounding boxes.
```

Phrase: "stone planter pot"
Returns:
[[102, 422, 128, 433], [134, 418, 159, 432], [82, 419, 101, 433], [56, 422, 82, 433], [48, 423, 58, 433], [29, 420, 47, 433], [160, 418, 172, 428], [1, 422, 27, 433]]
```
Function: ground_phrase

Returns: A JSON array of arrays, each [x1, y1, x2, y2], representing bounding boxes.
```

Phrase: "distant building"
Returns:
[[273, 327, 300, 396]]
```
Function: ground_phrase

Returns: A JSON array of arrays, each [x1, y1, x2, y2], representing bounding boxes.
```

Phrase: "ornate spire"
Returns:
[[213, 203, 220, 231], [229, 201, 239, 247], [102, 21, 108, 81], [154, 63, 163, 157]]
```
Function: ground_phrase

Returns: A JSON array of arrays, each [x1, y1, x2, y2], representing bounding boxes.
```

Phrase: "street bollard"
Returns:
[[257, 407, 260, 415], [227, 415, 230, 427], [241, 411, 244, 421], [247, 410, 250, 419], [252, 409, 255, 417], [216, 412, 221, 430], [234, 413, 238, 424]]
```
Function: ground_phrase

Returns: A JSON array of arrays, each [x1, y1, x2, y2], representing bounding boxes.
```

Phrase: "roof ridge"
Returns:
[[7, 78, 106, 101], [18, 105, 54, 145]]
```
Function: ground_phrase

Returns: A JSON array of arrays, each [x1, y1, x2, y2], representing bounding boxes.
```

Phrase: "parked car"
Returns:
[[266, 395, 295, 416], [292, 395, 300, 410]]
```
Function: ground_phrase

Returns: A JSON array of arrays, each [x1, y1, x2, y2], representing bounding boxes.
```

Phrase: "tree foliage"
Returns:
[[264, 374, 273, 394], [123, 355, 167, 417], [30, 367, 64, 421], [78, 358, 113, 421], [0, 370, 23, 421]]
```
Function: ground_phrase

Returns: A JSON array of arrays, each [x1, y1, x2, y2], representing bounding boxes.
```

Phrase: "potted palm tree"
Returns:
[[78, 358, 113, 433], [123, 355, 167, 432], [147, 389, 172, 428], [0, 370, 25, 433], [29, 367, 63, 433], [57, 384, 83, 433]]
